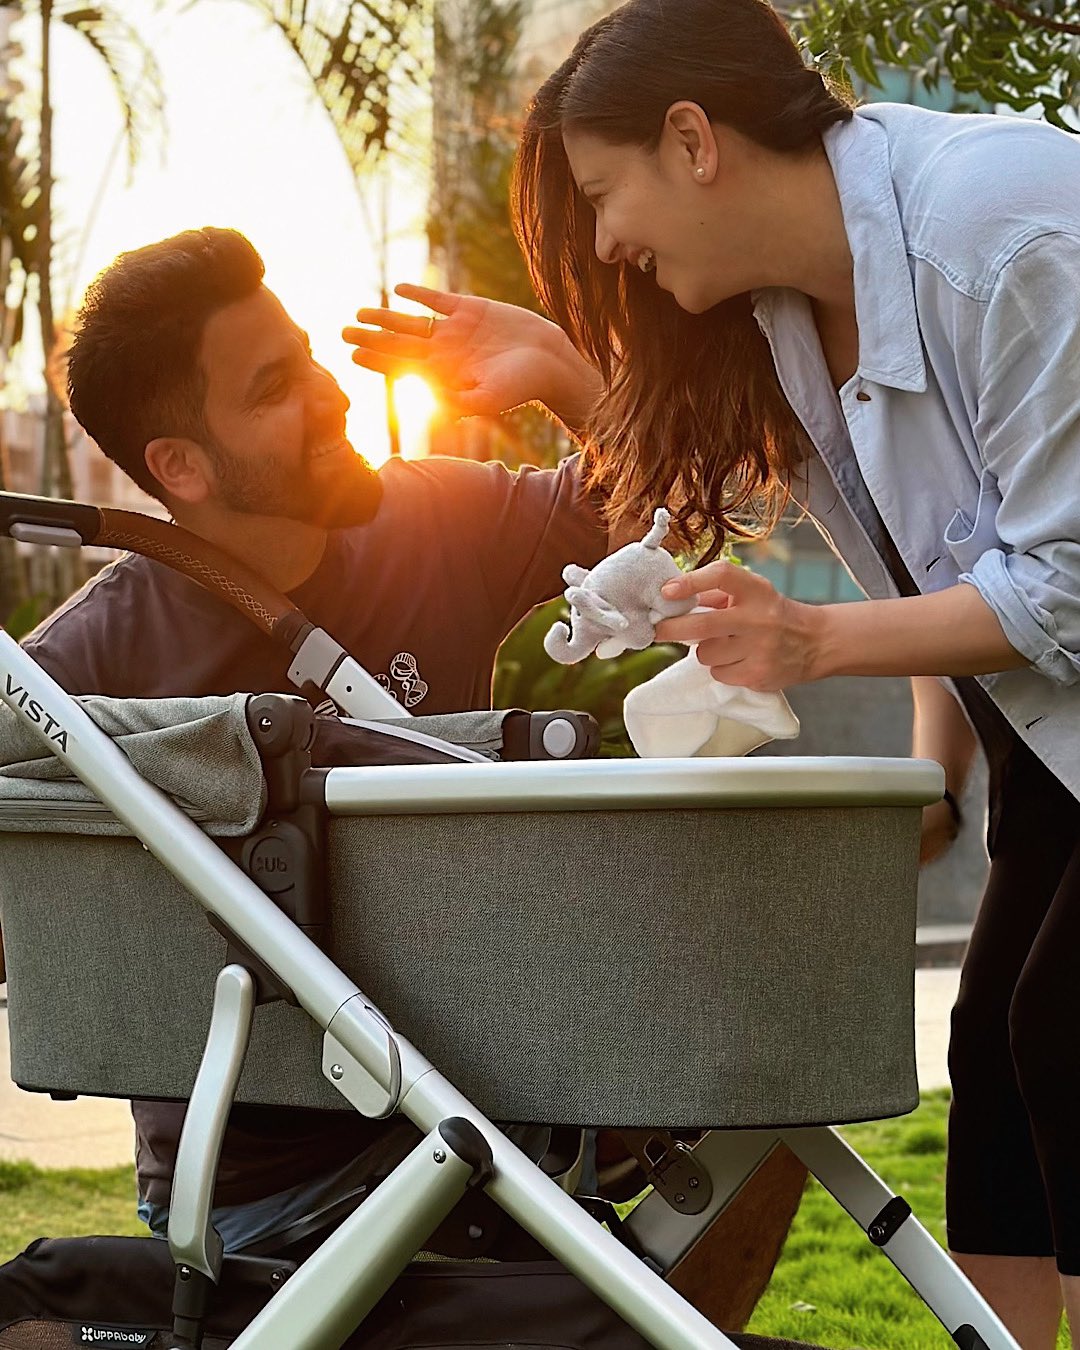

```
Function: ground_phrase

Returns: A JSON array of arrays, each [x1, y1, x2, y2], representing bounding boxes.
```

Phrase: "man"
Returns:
[[24, 226, 608, 1254], [26, 231, 805, 1326]]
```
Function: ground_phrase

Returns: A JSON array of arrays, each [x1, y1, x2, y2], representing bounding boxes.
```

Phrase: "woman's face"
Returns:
[[563, 113, 765, 314]]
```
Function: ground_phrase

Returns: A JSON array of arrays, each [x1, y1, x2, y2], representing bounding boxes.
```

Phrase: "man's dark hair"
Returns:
[[67, 227, 265, 501]]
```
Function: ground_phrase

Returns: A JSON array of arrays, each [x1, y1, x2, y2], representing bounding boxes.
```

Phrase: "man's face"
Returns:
[[195, 286, 381, 528]]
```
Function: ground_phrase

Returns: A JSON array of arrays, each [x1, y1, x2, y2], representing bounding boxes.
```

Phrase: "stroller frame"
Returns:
[[0, 629, 1018, 1350]]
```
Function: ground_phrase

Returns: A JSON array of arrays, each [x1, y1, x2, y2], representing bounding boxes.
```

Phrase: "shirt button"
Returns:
[[856, 390, 872, 402]]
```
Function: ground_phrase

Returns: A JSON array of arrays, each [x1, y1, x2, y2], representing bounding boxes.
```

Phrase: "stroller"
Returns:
[[0, 491, 1018, 1349]]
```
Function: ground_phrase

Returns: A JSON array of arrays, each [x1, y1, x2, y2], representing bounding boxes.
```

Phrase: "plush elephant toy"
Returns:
[[544, 508, 695, 662]]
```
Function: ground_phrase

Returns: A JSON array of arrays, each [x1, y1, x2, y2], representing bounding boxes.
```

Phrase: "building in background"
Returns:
[[2, 400, 162, 609], [3, 398, 158, 512]]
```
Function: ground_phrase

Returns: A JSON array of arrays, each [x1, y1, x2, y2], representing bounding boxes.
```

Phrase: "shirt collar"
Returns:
[[822, 110, 927, 393]]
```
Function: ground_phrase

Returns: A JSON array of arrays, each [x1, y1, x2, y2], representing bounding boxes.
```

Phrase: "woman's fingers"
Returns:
[[351, 281, 467, 341], [696, 588, 734, 611], [655, 607, 738, 645], [348, 347, 418, 379], [393, 283, 463, 316], [352, 308, 437, 340], [700, 639, 746, 669], [342, 326, 432, 362], [661, 559, 742, 602]]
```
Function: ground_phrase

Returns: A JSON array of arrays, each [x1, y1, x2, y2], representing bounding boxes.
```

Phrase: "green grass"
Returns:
[[0, 1158, 144, 1260], [747, 1090, 1070, 1349], [0, 1094, 1068, 1348]]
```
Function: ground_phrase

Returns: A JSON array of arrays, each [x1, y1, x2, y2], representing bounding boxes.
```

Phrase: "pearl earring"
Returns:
[[695, 166, 706, 177]]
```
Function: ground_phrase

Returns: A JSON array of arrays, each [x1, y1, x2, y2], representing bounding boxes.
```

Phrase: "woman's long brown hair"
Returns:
[[512, 0, 853, 554]]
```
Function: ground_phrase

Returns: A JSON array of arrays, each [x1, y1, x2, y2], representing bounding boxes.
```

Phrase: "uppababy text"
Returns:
[[75, 1326, 152, 1347]]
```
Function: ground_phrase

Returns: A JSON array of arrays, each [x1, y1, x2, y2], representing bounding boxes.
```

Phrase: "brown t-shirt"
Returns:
[[24, 453, 606, 1206]]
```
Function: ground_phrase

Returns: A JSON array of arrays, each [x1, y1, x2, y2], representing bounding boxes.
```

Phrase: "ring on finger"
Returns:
[[424, 315, 436, 339]]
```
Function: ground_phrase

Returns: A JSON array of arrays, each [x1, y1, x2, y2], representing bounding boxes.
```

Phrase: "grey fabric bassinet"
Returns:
[[0, 705, 941, 1130]]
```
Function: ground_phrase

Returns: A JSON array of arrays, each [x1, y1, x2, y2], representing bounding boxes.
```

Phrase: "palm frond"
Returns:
[[54, 2, 166, 173], [247, 0, 431, 178], [0, 103, 43, 371]]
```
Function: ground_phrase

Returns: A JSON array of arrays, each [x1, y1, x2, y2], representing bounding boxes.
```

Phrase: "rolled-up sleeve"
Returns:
[[965, 232, 1080, 685]]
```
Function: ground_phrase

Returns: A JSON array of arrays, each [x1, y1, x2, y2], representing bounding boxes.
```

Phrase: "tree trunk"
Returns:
[[429, 0, 488, 461], [37, 0, 72, 505], [35, 0, 78, 610], [0, 421, 28, 618]]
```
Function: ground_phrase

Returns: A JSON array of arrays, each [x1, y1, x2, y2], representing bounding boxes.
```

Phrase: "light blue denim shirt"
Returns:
[[752, 102, 1080, 800]]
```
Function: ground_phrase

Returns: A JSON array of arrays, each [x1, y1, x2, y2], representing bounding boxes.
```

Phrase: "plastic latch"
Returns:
[[867, 1195, 912, 1246], [541, 717, 579, 758], [953, 1327, 991, 1350]]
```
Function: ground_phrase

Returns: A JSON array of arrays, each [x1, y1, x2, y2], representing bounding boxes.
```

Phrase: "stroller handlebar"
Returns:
[[0, 489, 104, 548], [0, 490, 299, 642], [96, 507, 299, 641], [0, 490, 407, 719]]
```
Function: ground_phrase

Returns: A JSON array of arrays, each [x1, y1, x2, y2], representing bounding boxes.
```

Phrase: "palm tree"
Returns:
[[1, 0, 165, 505], [0, 96, 40, 613], [2, 0, 428, 513]]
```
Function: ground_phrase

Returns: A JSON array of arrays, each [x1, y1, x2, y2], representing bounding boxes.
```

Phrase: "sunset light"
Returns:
[[22, 5, 430, 427], [392, 375, 440, 461], [341, 371, 438, 469]]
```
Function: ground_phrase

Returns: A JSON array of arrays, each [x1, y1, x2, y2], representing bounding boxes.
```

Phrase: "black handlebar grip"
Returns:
[[0, 491, 103, 545]]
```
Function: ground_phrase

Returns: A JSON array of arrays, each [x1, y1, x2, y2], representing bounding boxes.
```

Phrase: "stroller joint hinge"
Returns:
[[866, 1195, 912, 1246], [619, 1131, 714, 1216], [213, 693, 331, 1004], [323, 1002, 404, 1118], [952, 1326, 991, 1350], [438, 1116, 495, 1188], [171, 1261, 216, 1349]]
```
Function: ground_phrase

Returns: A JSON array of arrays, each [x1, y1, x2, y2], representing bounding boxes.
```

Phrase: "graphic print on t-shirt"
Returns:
[[373, 650, 429, 709]]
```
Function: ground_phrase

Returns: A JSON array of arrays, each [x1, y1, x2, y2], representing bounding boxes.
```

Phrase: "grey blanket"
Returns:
[[0, 694, 264, 836]]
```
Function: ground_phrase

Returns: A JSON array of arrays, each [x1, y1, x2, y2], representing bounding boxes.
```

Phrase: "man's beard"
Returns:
[[207, 437, 383, 528]]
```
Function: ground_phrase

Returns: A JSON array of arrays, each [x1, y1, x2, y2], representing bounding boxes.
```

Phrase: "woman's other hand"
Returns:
[[342, 284, 603, 429], [655, 560, 826, 691], [912, 674, 977, 867], [920, 797, 961, 865]]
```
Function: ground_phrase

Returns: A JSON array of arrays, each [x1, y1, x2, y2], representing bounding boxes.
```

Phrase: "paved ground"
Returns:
[[0, 967, 962, 1171], [913, 966, 958, 1095], [0, 995, 134, 1169]]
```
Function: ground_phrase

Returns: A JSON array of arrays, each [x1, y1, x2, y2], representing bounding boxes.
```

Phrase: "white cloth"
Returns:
[[624, 652, 799, 758]]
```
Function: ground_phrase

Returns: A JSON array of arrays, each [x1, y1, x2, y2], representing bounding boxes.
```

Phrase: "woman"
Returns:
[[346, 2, 1080, 1342]]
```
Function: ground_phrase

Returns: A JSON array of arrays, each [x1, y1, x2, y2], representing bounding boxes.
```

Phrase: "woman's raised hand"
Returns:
[[342, 284, 603, 427]]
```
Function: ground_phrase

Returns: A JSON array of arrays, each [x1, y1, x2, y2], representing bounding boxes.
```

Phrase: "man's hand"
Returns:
[[655, 561, 825, 691], [343, 284, 603, 430]]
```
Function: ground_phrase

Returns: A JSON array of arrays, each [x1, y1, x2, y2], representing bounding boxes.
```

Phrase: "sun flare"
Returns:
[[392, 375, 440, 461], [343, 373, 439, 468]]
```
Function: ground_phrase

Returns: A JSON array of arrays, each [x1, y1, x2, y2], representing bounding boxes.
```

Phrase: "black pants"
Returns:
[[946, 738, 1080, 1274]]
